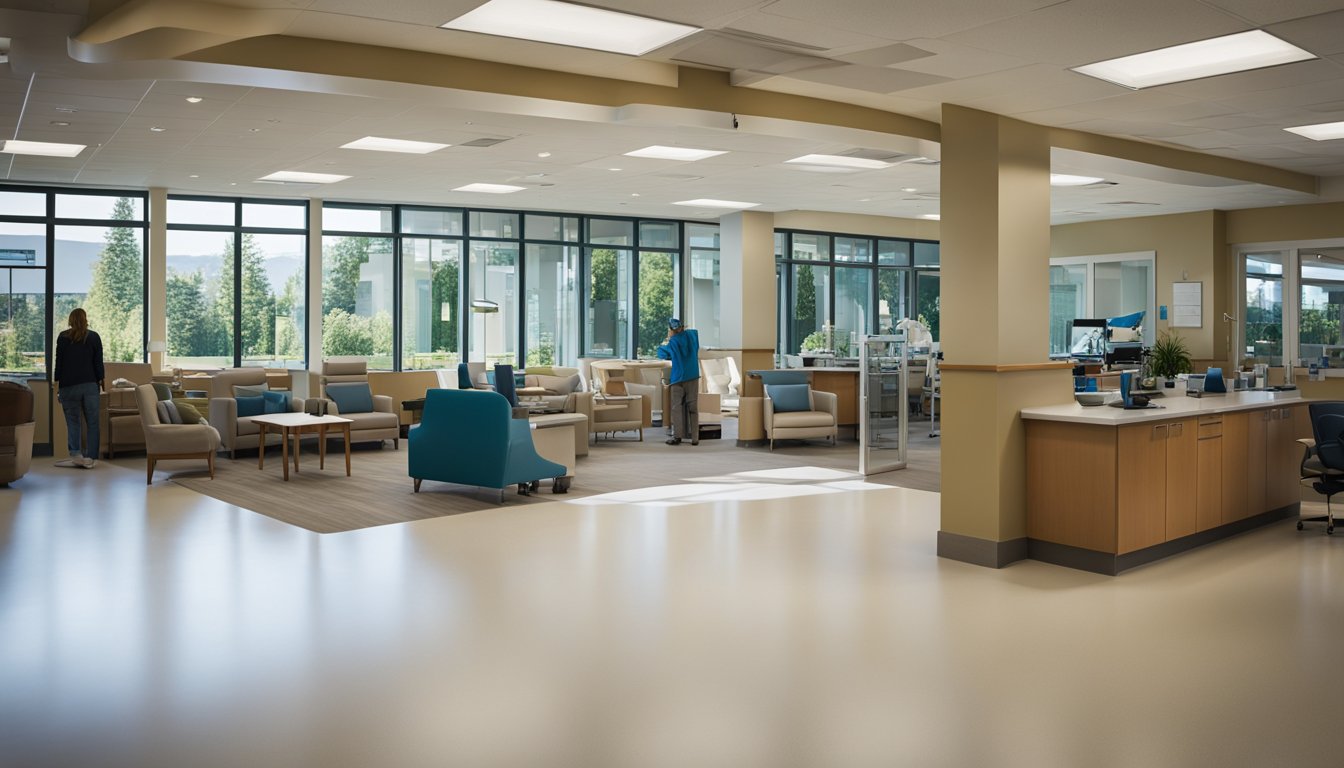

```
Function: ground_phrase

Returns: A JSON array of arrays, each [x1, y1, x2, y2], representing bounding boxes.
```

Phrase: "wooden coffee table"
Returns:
[[251, 413, 353, 481]]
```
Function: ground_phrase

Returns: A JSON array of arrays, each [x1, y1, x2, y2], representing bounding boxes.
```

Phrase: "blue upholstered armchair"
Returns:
[[408, 389, 569, 500]]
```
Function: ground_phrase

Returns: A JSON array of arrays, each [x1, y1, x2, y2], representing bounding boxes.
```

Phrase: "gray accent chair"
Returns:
[[208, 368, 306, 459], [138, 384, 220, 484]]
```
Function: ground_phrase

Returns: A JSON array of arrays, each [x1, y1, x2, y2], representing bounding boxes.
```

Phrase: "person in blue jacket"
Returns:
[[657, 318, 700, 446]]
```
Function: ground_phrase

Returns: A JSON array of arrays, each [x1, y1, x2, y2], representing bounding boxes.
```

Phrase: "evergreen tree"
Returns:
[[323, 308, 374, 357], [213, 234, 237, 357], [166, 271, 218, 357], [323, 236, 370, 315], [82, 197, 144, 361], [795, 264, 817, 351], [637, 254, 674, 357], [239, 233, 275, 359], [274, 273, 304, 362]]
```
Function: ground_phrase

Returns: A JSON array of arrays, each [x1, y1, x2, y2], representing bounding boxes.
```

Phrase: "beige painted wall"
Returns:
[[1051, 210, 1227, 363], [773, 211, 940, 241], [1225, 201, 1344, 244]]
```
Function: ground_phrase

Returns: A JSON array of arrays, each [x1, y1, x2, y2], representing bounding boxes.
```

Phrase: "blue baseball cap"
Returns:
[[668, 318, 683, 330]]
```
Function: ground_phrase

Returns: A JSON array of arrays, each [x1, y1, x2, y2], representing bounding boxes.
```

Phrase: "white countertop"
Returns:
[[1021, 389, 1304, 425]]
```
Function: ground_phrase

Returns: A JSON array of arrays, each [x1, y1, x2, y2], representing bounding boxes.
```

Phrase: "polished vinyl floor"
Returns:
[[2, 457, 1341, 768]]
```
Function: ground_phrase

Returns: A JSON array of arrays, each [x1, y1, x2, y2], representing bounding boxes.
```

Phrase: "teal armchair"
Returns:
[[408, 388, 569, 500]]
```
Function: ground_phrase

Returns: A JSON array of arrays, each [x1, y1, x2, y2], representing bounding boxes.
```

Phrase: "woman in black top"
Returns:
[[54, 308, 104, 468]]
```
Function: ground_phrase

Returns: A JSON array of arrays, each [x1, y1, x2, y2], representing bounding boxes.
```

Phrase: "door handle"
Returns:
[[1154, 424, 1168, 439], [1170, 422, 1183, 437]]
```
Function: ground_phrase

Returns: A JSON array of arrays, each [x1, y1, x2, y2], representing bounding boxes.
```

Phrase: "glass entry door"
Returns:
[[859, 334, 907, 475]]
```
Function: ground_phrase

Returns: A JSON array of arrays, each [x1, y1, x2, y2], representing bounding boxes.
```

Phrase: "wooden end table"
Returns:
[[251, 413, 354, 481]]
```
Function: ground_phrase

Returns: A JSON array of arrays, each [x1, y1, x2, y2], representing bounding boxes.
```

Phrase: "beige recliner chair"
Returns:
[[318, 358, 400, 448], [574, 392, 648, 442], [0, 381, 35, 485], [763, 386, 838, 450]]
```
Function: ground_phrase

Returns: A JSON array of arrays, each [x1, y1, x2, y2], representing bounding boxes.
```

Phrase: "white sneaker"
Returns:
[[54, 458, 80, 468], [78, 457, 97, 468]]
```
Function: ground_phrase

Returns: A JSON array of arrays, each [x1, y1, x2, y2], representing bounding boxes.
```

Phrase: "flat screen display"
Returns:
[[1069, 319, 1106, 359]]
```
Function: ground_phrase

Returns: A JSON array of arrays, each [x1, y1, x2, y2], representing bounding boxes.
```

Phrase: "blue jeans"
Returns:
[[58, 381, 100, 459]]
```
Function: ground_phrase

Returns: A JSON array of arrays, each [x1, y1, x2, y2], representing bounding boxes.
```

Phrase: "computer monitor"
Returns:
[[1069, 319, 1107, 360]]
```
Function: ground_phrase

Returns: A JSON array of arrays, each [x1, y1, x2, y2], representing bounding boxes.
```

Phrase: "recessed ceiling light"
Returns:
[[341, 136, 450, 154], [229, 182, 237, 186], [920, 214, 941, 220], [859, 198, 872, 202], [1050, 173, 1106, 186], [673, 199, 760, 209], [0, 139, 86, 157], [901, 187, 917, 193], [453, 183, 526, 194], [258, 170, 350, 184], [631, 193, 640, 197], [185, 96, 203, 103], [249, 128, 261, 133], [150, 126, 166, 132], [49, 121, 69, 127], [608, 167, 622, 172], [785, 153, 889, 170], [1072, 30, 1315, 89], [537, 151, 551, 158], [189, 174, 199, 178], [441, 0, 699, 56], [625, 145, 726, 161], [1284, 121, 1344, 141]]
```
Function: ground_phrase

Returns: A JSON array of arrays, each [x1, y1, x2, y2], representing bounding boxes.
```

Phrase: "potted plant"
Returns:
[[1149, 329, 1192, 387]]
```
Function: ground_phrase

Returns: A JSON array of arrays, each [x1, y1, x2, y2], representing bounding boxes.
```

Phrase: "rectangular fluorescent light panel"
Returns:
[[673, 199, 760, 209], [786, 154, 890, 170], [1072, 30, 1315, 89], [1284, 121, 1344, 141], [624, 145, 726, 161], [454, 183, 525, 194], [441, 0, 699, 56], [1, 139, 86, 157], [341, 136, 449, 154], [258, 171, 350, 184], [1050, 173, 1106, 186]]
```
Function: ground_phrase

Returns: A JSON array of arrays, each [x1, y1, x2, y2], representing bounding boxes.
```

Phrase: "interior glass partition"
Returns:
[[834, 267, 871, 357]]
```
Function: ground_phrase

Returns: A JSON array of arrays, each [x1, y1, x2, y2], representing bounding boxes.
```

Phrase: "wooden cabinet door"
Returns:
[[1166, 418, 1198, 540], [1118, 422, 1168, 554], [1246, 408, 1268, 518], [1267, 406, 1303, 510], [1221, 412, 1249, 524], [1196, 433, 1223, 533]]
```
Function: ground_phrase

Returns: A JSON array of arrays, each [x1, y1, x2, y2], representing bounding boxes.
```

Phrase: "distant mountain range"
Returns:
[[0, 236, 304, 296]]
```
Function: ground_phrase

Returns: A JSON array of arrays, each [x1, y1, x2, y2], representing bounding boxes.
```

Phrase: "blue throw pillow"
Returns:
[[327, 382, 374, 414], [263, 390, 292, 414], [767, 383, 813, 413], [236, 395, 266, 418]]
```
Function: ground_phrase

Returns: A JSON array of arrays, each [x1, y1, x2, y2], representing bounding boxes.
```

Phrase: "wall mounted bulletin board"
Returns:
[[1172, 281, 1202, 328]]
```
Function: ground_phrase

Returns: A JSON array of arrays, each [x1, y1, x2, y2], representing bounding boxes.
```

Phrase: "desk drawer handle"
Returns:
[[1170, 422, 1183, 437], [1154, 424, 1168, 439]]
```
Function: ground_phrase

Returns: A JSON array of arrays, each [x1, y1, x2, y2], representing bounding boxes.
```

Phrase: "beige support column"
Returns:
[[719, 210, 777, 374], [147, 188, 167, 372], [937, 106, 1074, 568]]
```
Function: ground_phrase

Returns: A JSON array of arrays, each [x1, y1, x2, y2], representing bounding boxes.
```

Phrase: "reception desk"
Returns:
[[1022, 391, 1308, 574]]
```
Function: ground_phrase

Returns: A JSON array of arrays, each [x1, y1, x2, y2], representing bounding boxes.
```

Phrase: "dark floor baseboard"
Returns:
[[937, 531, 1029, 568]]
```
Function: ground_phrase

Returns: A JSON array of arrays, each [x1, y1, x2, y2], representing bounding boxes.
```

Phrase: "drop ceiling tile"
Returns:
[[1201, 0, 1344, 25], [1269, 10, 1344, 56], [1157, 58, 1344, 100], [944, 0, 1250, 66], [28, 93, 142, 115], [33, 77, 153, 101], [722, 10, 893, 52], [883, 38, 1033, 79], [761, 0, 1061, 41], [780, 64, 949, 94]]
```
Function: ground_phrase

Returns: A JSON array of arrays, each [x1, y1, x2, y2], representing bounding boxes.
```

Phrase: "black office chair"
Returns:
[[1299, 402, 1344, 534]]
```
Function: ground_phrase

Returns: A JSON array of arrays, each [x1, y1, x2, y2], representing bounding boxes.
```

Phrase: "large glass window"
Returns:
[[1047, 253, 1154, 358], [525, 243, 579, 367], [402, 238, 462, 370], [776, 230, 938, 355], [1244, 252, 1284, 366], [469, 241, 518, 366], [321, 235, 393, 369], [1049, 264, 1088, 357], [56, 222, 145, 362], [586, 248, 630, 358], [1299, 253, 1344, 365], [0, 269, 46, 375], [166, 230, 234, 368], [792, 262, 830, 353], [687, 224, 720, 348], [170, 196, 307, 369], [835, 266, 871, 357], [637, 251, 678, 357]]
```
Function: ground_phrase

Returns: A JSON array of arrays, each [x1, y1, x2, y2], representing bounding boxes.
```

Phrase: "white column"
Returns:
[[307, 199, 323, 373], [147, 188, 167, 371]]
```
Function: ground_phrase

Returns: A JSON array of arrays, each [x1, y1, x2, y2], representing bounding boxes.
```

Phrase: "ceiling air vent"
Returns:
[[458, 137, 511, 148]]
